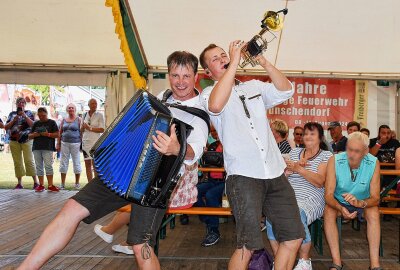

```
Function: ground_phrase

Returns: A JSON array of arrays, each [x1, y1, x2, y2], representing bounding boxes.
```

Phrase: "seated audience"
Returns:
[[324, 132, 381, 270], [293, 126, 304, 148], [328, 121, 347, 153], [266, 122, 332, 270], [271, 119, 292, 154], [360, 128, 370, 137], [347, 121, 360, 135], [28, 107, 60, 192], [369, 124, 400, 188], [194, 127, 225, 247], [5, 97, 39, 189]]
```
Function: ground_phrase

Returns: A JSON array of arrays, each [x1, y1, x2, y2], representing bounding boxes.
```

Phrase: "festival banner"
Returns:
[[353, 80, 368, 128], [197, 75, 358, 129]]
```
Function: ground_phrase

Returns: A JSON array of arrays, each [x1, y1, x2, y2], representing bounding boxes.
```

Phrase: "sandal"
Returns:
[[329, 263, 343, 270]]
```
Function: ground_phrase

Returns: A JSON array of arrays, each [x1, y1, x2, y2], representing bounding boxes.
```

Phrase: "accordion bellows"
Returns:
[[90, 90, 192, 207]]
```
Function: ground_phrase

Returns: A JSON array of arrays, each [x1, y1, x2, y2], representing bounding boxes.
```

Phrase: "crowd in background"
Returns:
[[0, 97, 104, 192]]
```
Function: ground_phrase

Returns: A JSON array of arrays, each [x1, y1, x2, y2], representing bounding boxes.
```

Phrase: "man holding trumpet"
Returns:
[[199, 41, 304, 270]]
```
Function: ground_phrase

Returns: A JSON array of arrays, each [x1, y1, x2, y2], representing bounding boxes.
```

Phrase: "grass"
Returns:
[[0, 150, 89, 190]]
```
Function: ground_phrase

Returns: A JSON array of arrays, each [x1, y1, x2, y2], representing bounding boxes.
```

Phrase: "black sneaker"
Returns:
[[201, 230, 220, 247]]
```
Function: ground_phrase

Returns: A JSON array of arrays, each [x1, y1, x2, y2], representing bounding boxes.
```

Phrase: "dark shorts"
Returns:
[[71, 177, 166, 247], [226, 174, 305, 250]]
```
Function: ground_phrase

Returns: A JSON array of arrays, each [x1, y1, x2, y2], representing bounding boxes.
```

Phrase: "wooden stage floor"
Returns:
[[0, 190, 399, 270]]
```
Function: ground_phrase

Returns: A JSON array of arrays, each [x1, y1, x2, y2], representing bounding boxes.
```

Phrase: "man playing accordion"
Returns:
[[17, 51, 208, 270]]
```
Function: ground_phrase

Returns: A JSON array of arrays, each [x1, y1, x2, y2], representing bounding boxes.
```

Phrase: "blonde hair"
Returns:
[[271, 119, 289, 138], [348, 131, 369, 148]]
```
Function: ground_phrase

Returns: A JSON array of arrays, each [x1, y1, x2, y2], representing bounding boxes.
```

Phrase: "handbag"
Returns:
[[201, 151, 224, 168], [248, 249, 274, 270]]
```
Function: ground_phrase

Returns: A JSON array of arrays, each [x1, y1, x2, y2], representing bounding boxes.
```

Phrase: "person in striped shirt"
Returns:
[[266, 122, 332, 270], [271, 119, 292, 154]]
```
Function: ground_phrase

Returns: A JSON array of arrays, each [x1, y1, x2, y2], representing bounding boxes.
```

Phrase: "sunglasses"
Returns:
[[295, 133, 303, 136]]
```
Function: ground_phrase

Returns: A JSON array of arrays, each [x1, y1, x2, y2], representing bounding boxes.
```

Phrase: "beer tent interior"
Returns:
[[0, 0, 399, 135]]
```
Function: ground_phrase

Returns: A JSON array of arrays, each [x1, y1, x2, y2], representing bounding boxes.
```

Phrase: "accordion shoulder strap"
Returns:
[[167, 104, 210, 132], [161, 89, 210, 132]]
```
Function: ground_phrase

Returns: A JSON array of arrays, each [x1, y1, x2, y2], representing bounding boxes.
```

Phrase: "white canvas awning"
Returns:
[[0, 0, 399, 80]]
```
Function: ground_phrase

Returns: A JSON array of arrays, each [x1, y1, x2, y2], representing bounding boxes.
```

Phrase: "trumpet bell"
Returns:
[[239, 8, 288, 68], [262, 11, 284, 31]]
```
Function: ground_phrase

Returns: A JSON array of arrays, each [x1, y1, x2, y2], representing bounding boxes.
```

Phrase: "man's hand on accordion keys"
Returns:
[[152, 124, 180, 156]]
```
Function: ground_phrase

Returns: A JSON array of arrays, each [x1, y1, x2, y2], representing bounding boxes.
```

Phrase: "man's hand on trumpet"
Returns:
[[228, 40, 246, 69]]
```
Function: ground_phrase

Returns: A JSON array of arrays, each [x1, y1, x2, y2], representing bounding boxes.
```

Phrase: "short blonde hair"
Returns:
[[348, 131, 369, 148], [271, 119, 289, 138]]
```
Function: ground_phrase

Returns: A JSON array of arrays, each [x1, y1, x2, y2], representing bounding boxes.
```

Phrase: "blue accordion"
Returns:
[[90, 90, 193, 208]]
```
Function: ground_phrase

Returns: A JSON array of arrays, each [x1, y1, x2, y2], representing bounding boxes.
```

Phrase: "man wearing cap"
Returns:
[[328, 122, 347, 153]]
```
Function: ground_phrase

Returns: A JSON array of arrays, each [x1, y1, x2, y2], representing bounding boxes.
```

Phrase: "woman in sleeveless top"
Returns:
[[57, 103, 82, 189], [266, 122, 332, 270]]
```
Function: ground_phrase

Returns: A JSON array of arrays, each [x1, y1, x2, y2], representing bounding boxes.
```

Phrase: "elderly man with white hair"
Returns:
[[81, 98, 104, 181], [324, 132, 381, 270]]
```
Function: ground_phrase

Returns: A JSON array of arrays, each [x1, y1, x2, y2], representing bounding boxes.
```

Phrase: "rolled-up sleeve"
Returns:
[[184, 116, 208, 165], [252, 80, 294, 109], [200, 86, 227, 116]]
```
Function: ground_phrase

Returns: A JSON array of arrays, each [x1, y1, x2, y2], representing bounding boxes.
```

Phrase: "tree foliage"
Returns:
[[26, 85, 65, 106]]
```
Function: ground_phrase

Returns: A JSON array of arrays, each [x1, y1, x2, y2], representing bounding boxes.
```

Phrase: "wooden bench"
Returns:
[[380, 163, 395, 168], [155, 207, 232, 255]]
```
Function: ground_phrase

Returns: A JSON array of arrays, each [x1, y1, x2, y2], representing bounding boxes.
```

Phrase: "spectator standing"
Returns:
[[4, 97, 39, 189], [58, 103, 82, 189], [28, 107, 60, 192], [328, 121, 347, 153], [293, 126, 304, 148], [81, 99, 105, 181], [360, 128, 370, 137], [195, 128, 225, 247], [267, 122, 332, 270], [324, 132, 381, 270], [271, 119, 292, 154], [347, 121, 360, 135]]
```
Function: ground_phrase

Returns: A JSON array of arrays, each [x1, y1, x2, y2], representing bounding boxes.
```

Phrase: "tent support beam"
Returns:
[[148, 66, 400, 80]]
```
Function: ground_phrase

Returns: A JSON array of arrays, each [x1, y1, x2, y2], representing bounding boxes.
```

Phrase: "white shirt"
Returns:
[[201, 79, 294, 179], [82, 111, 105, 145], [157, 91, 208, 166]]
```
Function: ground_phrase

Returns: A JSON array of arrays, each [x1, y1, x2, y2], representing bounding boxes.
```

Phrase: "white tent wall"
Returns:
[[0, 70, 108, 86], [105, 72, 136, 126], [0, 0, 125, 66], [129, 0, 400, 74], [367, 81, 397, 138]]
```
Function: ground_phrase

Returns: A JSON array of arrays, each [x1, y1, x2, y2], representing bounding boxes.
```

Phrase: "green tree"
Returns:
[[27, 85, 65, 106]]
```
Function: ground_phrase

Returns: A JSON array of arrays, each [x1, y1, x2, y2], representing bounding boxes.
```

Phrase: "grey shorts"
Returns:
[[226, 174, 305, 250], [71, 177, 166, 247]]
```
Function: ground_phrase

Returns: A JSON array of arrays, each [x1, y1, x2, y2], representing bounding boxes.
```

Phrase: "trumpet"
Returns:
[[239, 8, 288, 68]]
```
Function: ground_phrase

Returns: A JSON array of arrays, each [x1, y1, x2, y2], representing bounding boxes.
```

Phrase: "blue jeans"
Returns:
[[33, 150, 54, 176], [194, 179, 225, 231], [266, 208, 311, 244]]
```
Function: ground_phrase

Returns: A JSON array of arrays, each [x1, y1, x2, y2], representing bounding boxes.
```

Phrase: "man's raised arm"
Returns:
[[208, 41, 245, 113]]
